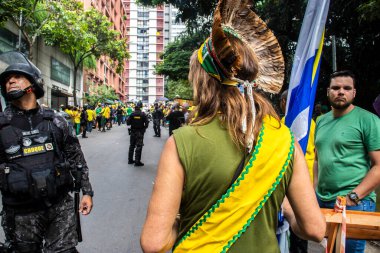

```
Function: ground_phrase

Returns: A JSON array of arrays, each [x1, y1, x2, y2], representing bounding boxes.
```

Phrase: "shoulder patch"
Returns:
[[0, 112, 10, 128], [42, 109, 55, 120]]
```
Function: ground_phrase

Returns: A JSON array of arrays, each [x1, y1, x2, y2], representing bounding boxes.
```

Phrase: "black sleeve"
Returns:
[[53, 115, 93, 197], [180, 112, 185, 124], [142, 113, 149, 128], [126, 114, 133, 126], [166, 112, 172, 121]]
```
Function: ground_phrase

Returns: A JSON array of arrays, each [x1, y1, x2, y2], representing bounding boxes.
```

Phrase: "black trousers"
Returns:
[[128, 130, 144, 162]]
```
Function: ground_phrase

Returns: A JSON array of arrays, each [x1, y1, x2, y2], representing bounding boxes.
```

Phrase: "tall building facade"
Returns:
[[82, 0, 128, 102], [123, 0, 165, 104], [164, 5, 186, 46]]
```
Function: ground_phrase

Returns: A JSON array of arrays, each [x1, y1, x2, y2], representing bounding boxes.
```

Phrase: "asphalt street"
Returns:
[[76, 123, 167, 252]]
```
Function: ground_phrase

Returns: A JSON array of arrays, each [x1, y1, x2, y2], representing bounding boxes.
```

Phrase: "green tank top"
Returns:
[[173, 117, 293, 252]]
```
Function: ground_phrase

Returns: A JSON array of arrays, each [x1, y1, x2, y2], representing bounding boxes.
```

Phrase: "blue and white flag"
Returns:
[[285, 0, 330, 153]]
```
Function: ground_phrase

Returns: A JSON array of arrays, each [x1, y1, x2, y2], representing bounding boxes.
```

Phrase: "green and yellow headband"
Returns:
[[197, 38, 239, 86]]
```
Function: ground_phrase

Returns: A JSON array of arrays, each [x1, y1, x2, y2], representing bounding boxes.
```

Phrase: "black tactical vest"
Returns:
[[130, 111, 146, 129], [0, 109, 72, 208]]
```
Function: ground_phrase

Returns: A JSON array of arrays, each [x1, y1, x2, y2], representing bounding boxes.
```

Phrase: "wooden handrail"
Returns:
[[322, 208, 380, 240]]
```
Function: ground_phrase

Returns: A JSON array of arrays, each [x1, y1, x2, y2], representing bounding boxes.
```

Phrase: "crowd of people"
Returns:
[[58, 103, 131, 138], [57, 101, 191, 139]]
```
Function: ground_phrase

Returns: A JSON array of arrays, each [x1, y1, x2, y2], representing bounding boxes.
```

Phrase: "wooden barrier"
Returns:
[[322, 208, 380, 253]]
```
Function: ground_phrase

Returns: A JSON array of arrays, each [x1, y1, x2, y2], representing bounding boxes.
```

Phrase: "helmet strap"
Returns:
[[25, 86, 33, 94], [6, 85, 34, 101]]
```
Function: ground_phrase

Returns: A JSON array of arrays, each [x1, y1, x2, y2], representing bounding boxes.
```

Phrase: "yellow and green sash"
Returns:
[[174, 116, 294, 252]]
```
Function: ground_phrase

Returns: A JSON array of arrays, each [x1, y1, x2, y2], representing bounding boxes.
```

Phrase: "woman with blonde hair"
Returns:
[[141, 0, 325, 252]]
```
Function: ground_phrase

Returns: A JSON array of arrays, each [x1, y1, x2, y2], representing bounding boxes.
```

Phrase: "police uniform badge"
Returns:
[[5, 145, 20, 154], [22, 137, 32, 147], [45, 143, 54, 151], [23, 144, 46, 156]]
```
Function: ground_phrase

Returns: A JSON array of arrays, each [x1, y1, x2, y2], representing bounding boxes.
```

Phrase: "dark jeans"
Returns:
[[289, 228, 308, 253], [117, 115, 123, 126], [317, 196, 376, 253], [87, 121, 93, 132], [153, 119, 161, 136]]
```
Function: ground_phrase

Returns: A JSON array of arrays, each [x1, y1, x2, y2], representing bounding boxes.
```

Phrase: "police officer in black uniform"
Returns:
[[0, 52, 93, 252], [126, 101, 149, 166], [152, 103, 164, 137]]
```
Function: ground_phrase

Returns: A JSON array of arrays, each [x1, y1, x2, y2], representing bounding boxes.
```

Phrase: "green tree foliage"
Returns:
[[85, 84, 119, 106], [0, 0, 57, 59], [318, 0, 380, 111], [137, 0, 217, 22], [165, 79, 193, 100], [155, 32, 208, 80], [140, 0, 380, 111], [358, 0, 380, 21], [42, 1, 130, 105], [254, 0, 306, 83], [154, 31, 208, 99]]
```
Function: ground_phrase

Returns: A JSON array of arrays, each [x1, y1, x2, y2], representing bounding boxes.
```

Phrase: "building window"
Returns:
[[137, 37, 149, 43], [137, 53, 149, 60], [137, 79, 149, 85], [137, 45, 148, 51], [137, 70, 149, 78], [137, 62, 149, 68], [138, 20, 149, 26], [51, 58, 70, 86], [137, 11, 149, 18], [0, 28, 28, 53], [137, 28, 148, 35]]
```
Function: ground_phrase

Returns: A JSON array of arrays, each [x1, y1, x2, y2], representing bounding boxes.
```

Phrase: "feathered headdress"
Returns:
[[197, 0, 284, 151], [199, 0, 285, 93]]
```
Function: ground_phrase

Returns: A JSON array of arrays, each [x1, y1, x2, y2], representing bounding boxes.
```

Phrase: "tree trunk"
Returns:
[[27, 40, 33, 61], [73, 66, 78, 106]]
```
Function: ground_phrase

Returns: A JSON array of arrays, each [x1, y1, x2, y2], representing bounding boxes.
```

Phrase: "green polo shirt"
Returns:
[[315, 107, 380, 202]]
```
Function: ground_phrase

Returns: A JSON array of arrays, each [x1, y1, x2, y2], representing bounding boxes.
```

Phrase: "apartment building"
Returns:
[[82, 0, 128, 102], [164, 5, 186, 46], [122, 0, 165, 104]]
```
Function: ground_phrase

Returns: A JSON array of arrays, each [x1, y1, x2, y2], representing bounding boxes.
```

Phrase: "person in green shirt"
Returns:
[[126, 105, 133, 116], [95, 103, 103, 131], [314, 70, 380, 253]]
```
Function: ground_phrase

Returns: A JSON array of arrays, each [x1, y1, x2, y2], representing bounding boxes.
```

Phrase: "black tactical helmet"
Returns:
[[136, 101, 143, 108], [0, 61, 45, 100]]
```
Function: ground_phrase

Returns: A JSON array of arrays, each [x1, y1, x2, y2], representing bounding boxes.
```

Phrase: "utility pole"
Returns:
[[18, 10, 23, 52], [332, 35, 337, 72]]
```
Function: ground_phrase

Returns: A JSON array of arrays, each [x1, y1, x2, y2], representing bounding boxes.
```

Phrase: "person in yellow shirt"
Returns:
[[72, 107, 81, 135], [101, 104, 111, 131], [86, 106, 95, 132], [64, 106, 74, 125]]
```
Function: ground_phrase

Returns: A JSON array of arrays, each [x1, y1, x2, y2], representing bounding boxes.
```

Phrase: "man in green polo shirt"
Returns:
[[314, 70, 380, 253]]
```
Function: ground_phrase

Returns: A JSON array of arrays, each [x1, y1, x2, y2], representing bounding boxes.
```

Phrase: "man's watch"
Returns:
[[347, 191, 361, 205]]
